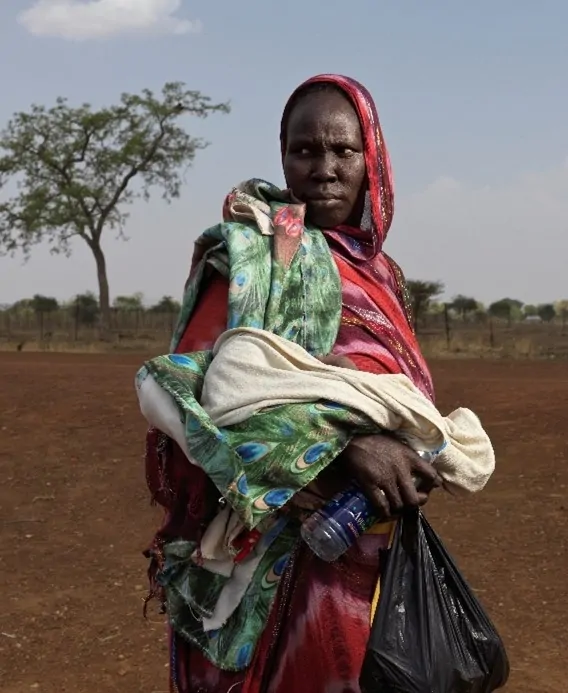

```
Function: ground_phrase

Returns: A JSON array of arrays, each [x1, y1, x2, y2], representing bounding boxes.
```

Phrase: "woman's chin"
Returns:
[[306, 203, 348, 229]]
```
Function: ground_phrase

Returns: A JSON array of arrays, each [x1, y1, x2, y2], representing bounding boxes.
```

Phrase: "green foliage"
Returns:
[[427, 301, 445, 315], [406, 280, 444, 330], [150, 295, 181, 313], [0, 82, 229, 330], [450, 294, 478, 320], [523, 304, 538, 317], [488, 298, 524, 323], [537, 303, 556, 323], [31, 294, 59, 313], [112, 292, 145, 311], [8, 298, 34, 316], [72, 291, 99, 326]]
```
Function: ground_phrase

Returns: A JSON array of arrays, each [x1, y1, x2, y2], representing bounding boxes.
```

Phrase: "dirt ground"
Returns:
[[0, 353, 566, 693]]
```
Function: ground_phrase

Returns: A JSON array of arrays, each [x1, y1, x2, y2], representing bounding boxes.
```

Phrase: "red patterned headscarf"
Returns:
[[281, 73, 394, 256], [281, 75, 434, 400]]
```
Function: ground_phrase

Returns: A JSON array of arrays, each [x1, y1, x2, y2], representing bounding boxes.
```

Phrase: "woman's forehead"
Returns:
[[286, 90, 361, 138]]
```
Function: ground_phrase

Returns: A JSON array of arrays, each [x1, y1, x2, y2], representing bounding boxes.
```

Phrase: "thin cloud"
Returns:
[[18, 0, 201, 40], [390, 161, 568, 304]]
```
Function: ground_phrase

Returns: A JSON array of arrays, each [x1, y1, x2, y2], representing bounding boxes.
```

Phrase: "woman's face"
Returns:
[[283, 89, 366, 228]]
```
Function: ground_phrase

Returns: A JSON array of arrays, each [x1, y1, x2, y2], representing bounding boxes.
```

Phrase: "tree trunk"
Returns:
[[444, 303, 451, 349], [91, 242, 111, 340]]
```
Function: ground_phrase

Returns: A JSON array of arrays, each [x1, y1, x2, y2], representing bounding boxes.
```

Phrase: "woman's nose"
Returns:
[[311, 154, 338, 182]]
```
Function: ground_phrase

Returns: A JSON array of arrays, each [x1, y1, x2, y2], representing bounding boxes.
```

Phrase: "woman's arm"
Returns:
[[287, 355, 442, 520]]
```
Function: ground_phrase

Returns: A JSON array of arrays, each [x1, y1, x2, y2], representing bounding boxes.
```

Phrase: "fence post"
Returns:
[[74, 304, 79, 341], [443, 303, 451, 350], [489, 318, 495, 348]]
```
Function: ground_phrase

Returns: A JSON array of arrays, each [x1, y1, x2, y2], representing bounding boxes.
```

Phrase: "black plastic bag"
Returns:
[[360, 510, 509, 693]]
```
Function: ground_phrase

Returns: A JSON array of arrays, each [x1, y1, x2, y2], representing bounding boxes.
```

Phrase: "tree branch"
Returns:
[[36, 144, 96, 234], [94, 118, 168, 238]]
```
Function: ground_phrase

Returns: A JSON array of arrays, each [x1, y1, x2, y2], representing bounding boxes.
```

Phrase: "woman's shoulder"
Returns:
[[216, 179, 296, 237], [196, 179, 311, 251], [229, 178, 290, 206]]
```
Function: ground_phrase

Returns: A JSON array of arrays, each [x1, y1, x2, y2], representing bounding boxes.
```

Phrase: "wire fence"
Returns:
[[0, 308, 178, 346], [1, 307, 567, 358], [416, 310, 568, 358]]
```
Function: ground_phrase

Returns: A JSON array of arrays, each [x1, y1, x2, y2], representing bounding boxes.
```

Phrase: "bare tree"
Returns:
[[0, 82, 229, 336]]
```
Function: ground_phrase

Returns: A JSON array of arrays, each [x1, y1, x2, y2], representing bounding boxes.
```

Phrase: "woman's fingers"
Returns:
[[397, 472, 422, 508], [380, 479, 405, 515], [395, 451, 440, 508], [367, 486, 391, 518], [411, 456, 442, 487], [341, 435, 443, 517], [416, 491, 430, 506]]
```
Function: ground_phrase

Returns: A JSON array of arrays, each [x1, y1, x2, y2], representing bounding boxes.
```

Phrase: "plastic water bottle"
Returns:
[[300, 449, 439, 562]]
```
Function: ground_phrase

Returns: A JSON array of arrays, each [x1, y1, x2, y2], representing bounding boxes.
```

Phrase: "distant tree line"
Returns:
[[405, 280, 568, 331], [2, 284, 567, 333], [1, 292, 181, 327]]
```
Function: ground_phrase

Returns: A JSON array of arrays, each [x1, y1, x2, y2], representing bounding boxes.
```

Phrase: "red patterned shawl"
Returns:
[[281, 74, 434, 400]]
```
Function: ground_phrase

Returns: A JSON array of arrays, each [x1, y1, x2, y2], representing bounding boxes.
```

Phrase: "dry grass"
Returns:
[[1, 317, 567, 359], [0, 337, 170, 354], [419, 323, 568, 360]]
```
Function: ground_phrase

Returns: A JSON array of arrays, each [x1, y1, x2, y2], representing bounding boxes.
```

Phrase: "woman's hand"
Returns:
[[340, 434, 442, 518], [282, 461, 349, 520]]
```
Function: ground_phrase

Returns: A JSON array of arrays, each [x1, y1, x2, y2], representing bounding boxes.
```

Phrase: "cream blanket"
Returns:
[[201, 328, 495, 494], [138, 327, 495, 631]]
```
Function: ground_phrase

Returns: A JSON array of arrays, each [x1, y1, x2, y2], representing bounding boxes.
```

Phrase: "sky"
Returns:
[[0, 0, 567, 307]]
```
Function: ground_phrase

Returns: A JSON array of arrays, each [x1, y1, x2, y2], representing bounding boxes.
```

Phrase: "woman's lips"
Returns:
[[307, 197, 342, 205]]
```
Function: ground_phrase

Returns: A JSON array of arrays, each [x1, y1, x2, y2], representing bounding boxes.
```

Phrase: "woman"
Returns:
[[145, 74, 443, 693]]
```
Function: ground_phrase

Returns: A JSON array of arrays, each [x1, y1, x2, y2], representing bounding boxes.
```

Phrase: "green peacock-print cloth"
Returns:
[[139, 180, 380, 671]]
